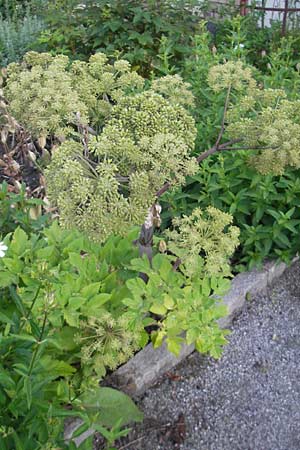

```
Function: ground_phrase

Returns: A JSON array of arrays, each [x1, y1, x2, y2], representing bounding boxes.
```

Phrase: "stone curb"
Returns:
[[65, 258, 295, 446]]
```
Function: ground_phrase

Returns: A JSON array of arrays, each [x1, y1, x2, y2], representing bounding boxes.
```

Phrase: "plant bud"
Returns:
[[159, 240, 167, 253], [38, 135, 46, 148], [28, 150, 36, 163]]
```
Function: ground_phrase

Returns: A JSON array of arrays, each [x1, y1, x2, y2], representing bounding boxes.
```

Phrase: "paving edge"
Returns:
[[64, 258, 297, 446]]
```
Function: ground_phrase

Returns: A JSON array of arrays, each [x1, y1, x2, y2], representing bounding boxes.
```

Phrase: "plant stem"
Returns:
[[19, 286, 41, 332], [28, 309, 47, 377]]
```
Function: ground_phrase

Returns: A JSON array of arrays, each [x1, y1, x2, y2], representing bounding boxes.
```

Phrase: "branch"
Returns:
[[196, 139, 241, 163], [155, 139, 241, 198], [220, 145, 280, 152]]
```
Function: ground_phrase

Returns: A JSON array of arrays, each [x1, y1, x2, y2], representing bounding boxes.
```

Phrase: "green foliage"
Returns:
[[124, 253, 231, 358], [0, 0, 46, 19], [181, 18, 300, 147], [0, 223, 144, 448], [0, 215, 237, 446], [0, 5, 44, 66], [35, 0, 202, 76], [161, 153, 300, 270], [160, 24, 300, 270], [0, 182, 49, 236], [214, 14, 300, 74]]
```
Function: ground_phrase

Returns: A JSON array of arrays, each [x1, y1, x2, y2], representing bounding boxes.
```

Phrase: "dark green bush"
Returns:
[[35, 0, 202, 75]]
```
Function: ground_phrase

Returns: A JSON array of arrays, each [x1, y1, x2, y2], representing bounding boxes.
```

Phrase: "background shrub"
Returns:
[[0, 3, 44, 66], [35, 0, 202, 75]]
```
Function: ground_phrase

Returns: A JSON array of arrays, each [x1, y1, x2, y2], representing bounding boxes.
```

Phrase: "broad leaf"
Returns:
[[80, 387, 143, 427]]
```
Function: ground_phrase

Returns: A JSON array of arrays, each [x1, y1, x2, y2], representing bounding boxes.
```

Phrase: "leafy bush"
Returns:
[[35, 0, 202, 75], [154, 22, 300, 270], [0, 213, 238, 447], [213, 14, 300, 74], [0, 7, 44, 66], [0, 223, 143, 448], [0, 0, 46, 18]]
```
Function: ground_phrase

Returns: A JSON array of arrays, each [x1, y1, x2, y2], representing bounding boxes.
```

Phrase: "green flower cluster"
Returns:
[[78, 312, 142, 379], [207, 61, 300, 175], [4, 51, 145, 138], [165, 206, 240, 278], [227, 87, 300, 174], [208, 60, 256, 93]]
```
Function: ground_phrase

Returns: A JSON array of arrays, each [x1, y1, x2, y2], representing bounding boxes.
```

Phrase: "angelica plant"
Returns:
[[3, 51, 300, 270]]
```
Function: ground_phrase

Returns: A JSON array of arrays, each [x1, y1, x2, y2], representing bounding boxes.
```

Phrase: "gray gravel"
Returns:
[[108, 261, 300, 450]]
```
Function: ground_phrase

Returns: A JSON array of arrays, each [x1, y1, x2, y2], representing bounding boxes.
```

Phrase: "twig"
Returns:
[[220, 145, 280, 152], [118, 435, 147, 450]]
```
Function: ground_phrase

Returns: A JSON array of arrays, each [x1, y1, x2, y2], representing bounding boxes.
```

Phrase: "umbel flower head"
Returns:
[[0, 242, 8, 258]]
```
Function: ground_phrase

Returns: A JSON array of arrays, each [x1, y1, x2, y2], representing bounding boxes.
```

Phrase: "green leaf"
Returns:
[[86, 293, 111, 308], [0, 311, 13, 324], [69, 252, 84, 269], [10, 227, 29, 255], [80, 387, 143, 428], [152, 330, 165, 348], [276, 232, 291, 248], [149, 303, 167, 316], [201, 278, 211, 297], [0, 271, 18, 287], [64, 310, 80, 327], [24, 376, 32, 409], [129, 256, 151, 274], [9, 286, 26, 315], [68, 295, 86, 310], [12, 431, 24, 450], [50, 326, 77, 351], [2, 257, 23, 273], [126, 278, 146, 297], [166, 337, 183, 357], [71, 422, 91, 439], [81, 282, 102, 299], [163, 294, 175, 310], [0, 370, 16, 389], [10, 333, 37, 343]]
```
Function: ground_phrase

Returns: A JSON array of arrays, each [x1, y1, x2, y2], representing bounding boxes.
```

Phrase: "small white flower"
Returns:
[[234, 44, 245, 50], [0, 242, 8, 258]]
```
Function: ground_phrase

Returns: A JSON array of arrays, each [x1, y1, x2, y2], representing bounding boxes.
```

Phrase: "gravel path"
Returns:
[[109, 262, 300, 450]]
